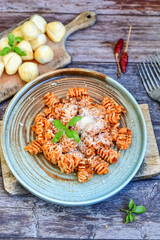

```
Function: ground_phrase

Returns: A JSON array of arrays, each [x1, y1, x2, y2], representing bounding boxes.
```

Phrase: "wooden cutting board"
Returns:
[[0, 11, 96, 103], [0, 104, 160, 195]]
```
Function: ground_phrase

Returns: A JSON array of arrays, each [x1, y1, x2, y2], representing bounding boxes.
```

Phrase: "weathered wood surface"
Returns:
[[0, 104, 159, 195], [0, 0, 160, 15], [0, 0, 160, 239], [0, 11, 96, 103]]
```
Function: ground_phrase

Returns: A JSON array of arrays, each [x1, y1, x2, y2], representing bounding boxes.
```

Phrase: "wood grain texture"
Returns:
[[0, 11, 96, 103], [0, 0, 160, 239], [0, 178, 159, 239], [0, 0, 160, 15], [0, 104, 159, 194]]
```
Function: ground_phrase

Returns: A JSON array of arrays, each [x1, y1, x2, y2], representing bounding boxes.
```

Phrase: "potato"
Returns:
[[0, 37, 9, 51], [46, 21, 66, 43], [12, 26, 23, 38], [30, 33, 46, 51], [2, 52, 22, 75], [34, 45, 54, 64], [30, 15, 47, 33], [0, 61, 4, 77], [17, 40, 33, 60], [21, 21, 40, 41], [18, 62, 39, 82]]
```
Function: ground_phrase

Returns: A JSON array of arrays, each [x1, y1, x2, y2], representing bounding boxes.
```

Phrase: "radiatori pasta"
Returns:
[[25, 87, 132, 183]]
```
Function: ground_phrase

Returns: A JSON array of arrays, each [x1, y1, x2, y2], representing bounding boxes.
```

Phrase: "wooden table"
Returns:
[[0, 1, 160, 239]]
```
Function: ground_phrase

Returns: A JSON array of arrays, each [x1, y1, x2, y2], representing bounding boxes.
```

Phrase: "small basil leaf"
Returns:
[[133, 206, 146, 214], [125, 215, 130, 224], [15, 37, 23, 43], [129, 198, 134, 210], [53, 120, 66, 130], [132, 203, 137, 212], [129, 213, 134, 223], [52, 130, 64, 143], [8, 33, 15, 47], [71, 130, 80, 143], [14, 46, 27, 56], [8, 41, 14, 47], [68, 116, 82, 127], [0, 47, 10, 56], [65, 128, 74, 138]]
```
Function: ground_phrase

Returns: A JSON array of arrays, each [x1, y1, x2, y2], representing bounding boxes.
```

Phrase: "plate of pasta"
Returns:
[[1, 68, 147, 206]]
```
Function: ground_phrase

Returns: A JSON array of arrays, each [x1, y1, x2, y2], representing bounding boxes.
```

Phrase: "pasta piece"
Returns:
[[78, 141, 95, 157], [97, 147, 121, 164], [111, 123, 120, 142], [58, 152, 82, 174], [43, 92, 59, 107], [102, 96, 126, 115], [94, 160, 109, 175], [79, 95, 93, 107], [59, 135, 77, 153], [78, 158, 94, 183], [67, 88, 88, 98], [116, 127, 132, 150], [42, 141, 62, 164], [25, 139, 42, 155], [61, 103, 78, 124]]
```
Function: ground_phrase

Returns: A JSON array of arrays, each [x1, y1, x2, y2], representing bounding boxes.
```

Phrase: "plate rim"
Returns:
[[1, 68, 147, 206]]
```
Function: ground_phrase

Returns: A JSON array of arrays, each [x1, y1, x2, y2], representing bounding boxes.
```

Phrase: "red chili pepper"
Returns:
[[115, 38, 123, 55], [120, 52, 128, 73], [120, 25, 132, 74]]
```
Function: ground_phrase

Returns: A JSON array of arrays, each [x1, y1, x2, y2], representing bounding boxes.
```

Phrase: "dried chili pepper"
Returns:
[[115, 38, 123, 55], [115, 39, 123, 77], [120, 25, 132, 74]]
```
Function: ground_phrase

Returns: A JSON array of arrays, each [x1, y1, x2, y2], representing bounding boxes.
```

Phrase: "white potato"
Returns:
[[46, 21, 66, 43], [17, 40, 33, 60], [0, 61, 4, 77], [0, 37, 9, 51], [21, 21, 40, 41], [30, 33, 46, 51], [34, 45, 54, 64], [12, 26, 23, 38], [18, 62, 39, 82], [2, 52, 22, 75], [30, 14, 47, 33]]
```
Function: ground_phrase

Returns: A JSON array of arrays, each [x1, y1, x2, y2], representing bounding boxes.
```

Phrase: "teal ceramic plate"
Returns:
[[1, 68, 147, 206]]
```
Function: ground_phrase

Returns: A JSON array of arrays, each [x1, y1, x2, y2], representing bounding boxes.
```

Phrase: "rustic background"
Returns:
[[0, 0, 160, 239]]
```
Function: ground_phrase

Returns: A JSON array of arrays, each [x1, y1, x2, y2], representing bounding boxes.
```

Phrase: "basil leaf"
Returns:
[[71, 130, 80, 143], [0, 47, 10, 56], [129, 198, 134, 210], [132, 203, 137, 212], [133, 206, 146, 214], [15, 37, 23, 43], [129, 213, 134, 223], [125, 215, 130, 224], [14, 46, 27, 56], [52, 130, 64, 143], [53, 120, 66, 130], [65, 128, 74, 138], [8, 33, 15, 47], [68, 116, 82, 127]]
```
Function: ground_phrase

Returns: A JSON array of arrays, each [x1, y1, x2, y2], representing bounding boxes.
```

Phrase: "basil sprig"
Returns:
[[0, 33, 26, 56], [120, 198, 146, 224], [52, 116, 82, 143]]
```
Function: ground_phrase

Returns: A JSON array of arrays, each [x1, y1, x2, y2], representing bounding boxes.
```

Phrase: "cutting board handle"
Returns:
[[64, 11, 97, 40]]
